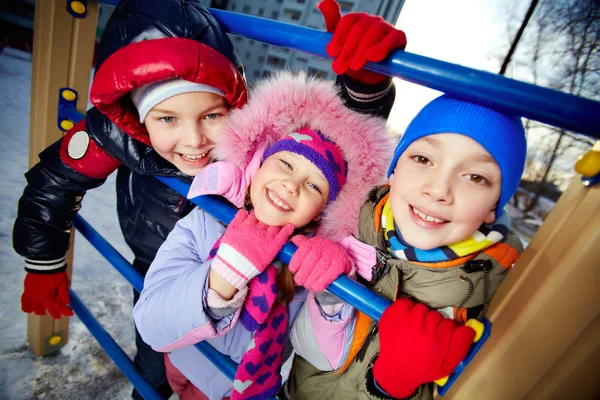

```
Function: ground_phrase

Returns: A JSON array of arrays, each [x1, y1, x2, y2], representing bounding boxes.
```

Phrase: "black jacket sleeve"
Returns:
[[336, 75, 396, 120], [13, 138, 107, 273]]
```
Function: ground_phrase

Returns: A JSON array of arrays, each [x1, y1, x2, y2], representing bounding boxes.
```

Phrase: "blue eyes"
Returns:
[[157, 113, 223, 123]]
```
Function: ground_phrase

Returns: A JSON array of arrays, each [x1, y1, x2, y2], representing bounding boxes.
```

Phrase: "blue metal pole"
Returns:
[[154, 177, 300, 265], [193, 342, 238, 381], [87, 3, 600, 137], [85, 5, 600, 137], [72, 214, 248, 384], [93, 0, 119, 5], [207, 9, 600, 138], [156, 176, 391, 320], [69, 289, 163, 400], [64, 101, 408, 321], [72, 214, 145, 292], [59, 101, 88, 125]]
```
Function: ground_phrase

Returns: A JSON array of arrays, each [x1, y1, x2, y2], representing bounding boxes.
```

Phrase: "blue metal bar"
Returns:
[[71, 213, 377, 391], [84, 5, 600, 137], [207, 9, 600, 138], [156, 176, 391, 320], [154, 177, 296, 266], [72, 214, 245, 383], [193, 342, 237, 381], [58, 102, 87, 125], [73, 214, 145, 292], [92, 0, 119, 5], [66, 104, 408, 321], [69, 289, 162, 400], [437, 319, 492, 396]]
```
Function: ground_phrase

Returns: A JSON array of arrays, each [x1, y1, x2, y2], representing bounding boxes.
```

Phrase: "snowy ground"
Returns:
[[1, 49, 136, 399]]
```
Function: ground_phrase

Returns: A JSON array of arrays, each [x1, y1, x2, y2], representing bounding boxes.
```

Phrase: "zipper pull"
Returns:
[[369, 249, 390, 286]]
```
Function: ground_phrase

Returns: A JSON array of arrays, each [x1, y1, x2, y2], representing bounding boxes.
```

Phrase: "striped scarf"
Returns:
[[381, 199, 510, 262]]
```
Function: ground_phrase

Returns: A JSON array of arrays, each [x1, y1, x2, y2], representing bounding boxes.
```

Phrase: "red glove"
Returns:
[[373, 298, 476, 398], [212, 210, 295, 288], [317, 0, 407, 84], [289, 235, 352, 292], [21, 271, 74, 319]]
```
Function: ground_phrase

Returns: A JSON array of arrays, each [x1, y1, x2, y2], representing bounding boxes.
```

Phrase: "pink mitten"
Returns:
[[188, 149, 264, 208], [212, 210, 294, 288], [289, 235, 352, 292], [339, 235, 376, 281]]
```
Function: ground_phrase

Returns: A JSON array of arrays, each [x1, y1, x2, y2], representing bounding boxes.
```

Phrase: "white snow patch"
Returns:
[[0, 48, 137, 399]]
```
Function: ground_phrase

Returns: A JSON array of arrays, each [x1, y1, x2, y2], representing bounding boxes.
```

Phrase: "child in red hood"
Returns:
[[13, 1, 247, 398]]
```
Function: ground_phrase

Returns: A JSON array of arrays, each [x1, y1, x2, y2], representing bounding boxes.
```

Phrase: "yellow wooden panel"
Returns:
[[445, 144, 600, 399], [26, 0, 98, 357]]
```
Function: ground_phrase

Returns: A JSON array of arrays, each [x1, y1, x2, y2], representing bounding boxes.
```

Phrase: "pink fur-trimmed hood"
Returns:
[[213, 71, 393, 242]]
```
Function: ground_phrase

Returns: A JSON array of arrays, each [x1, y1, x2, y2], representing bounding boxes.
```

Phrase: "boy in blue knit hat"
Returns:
[[288, 94, 528, 400], [384, 94, 526, 259]]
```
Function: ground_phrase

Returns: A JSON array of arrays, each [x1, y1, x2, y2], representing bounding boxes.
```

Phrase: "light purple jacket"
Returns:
[[133, 207, 308, 399]]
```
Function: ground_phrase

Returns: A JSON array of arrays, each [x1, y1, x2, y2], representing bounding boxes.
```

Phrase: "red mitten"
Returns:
[[373, 298, 475, 398], [289, 235, 352, 292], [318, 0, 407, 84], [21, 271, 74, 319], [317, 0, 341, 32]]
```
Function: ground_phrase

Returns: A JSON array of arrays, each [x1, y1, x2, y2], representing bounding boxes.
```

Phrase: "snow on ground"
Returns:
[[1, 49, 135, 399]]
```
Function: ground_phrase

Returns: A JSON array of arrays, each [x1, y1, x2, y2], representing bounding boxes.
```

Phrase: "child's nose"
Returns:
[[183, 124, 211, 147], [282, 177, 300, 194], [422, 174, 453, 203]]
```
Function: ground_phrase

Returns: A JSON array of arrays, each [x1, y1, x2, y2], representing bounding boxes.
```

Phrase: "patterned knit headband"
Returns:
[[262, 127, 348, 203]]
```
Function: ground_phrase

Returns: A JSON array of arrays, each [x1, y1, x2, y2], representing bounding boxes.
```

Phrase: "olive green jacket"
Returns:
[[289, 187, 523, 400]]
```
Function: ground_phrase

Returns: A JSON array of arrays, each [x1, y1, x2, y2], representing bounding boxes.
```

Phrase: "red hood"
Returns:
[[90, 37, 247, 146]]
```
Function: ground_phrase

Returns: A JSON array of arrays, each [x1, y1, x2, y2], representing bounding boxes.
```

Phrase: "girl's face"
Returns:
[[145, 92, 230, 176], [250, 151, 330, 228], [388, 133, 501, 250]]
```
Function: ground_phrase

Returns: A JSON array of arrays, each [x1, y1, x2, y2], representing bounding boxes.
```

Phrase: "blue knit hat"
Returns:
[[387, 95, 526, 219]]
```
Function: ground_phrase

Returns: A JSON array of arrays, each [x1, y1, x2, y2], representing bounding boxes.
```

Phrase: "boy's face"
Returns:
[[250, 151, 330, 228], [145, 92, 230, 176], [388, 133, 501, 250]]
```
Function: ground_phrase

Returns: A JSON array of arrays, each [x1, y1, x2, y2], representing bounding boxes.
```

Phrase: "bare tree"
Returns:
[[503, 0, 598, 215]]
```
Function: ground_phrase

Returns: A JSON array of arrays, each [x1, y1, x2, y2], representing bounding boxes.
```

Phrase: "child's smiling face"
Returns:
[[388, 133, 501, 250], [145, 92, 230, 176], [250, 151, 330, 228]]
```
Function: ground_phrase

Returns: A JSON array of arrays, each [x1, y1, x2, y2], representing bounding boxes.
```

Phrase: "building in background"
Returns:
[[209, 0, 404, 83], [1, 1, 402, 83]]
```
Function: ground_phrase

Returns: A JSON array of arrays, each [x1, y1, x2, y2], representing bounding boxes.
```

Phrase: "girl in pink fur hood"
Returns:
[[133, 71, 392, 400]]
